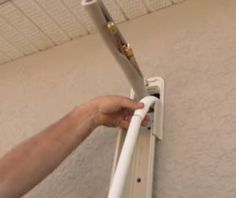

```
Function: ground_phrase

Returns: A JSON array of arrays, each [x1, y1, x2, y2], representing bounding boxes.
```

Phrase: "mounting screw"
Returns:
[[106, 21, 117, 34]]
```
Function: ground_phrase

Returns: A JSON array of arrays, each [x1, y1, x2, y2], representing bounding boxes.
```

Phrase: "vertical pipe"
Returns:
[[108, 96, 158, 198]]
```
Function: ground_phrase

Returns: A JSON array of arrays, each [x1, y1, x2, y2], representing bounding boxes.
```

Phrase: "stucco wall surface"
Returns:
[[0, 0, 236, 197]]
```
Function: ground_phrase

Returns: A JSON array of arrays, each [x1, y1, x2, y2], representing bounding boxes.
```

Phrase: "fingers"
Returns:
[[92, 95, 147, 127], [119, 120, 130, 129], [119, 115, 150, 129], [117, 109, 150, 129], [114, 96, 144, 111], [111, 112, 131, 129], [92, 95, 144, 114], [107, 112, 150, 129], [121, 106, 151, 126], [142, 115, 150, 126]]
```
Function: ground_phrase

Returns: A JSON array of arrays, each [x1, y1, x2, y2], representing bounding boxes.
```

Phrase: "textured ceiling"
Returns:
[[0, 0, 185, 65]]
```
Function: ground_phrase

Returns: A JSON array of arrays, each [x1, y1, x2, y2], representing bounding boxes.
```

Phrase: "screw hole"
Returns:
[[137, 177, 141, 183], [148, 127, 151, 130]]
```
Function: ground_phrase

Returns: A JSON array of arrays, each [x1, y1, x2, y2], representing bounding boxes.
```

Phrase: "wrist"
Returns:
[[87, 99, 101, 128], [73, 100, 100, 131]]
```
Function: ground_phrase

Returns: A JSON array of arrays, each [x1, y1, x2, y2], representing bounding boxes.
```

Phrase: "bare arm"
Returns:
[[0, 96, 146, 198]]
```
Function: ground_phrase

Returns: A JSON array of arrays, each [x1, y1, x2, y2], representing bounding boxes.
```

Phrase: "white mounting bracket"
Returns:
[[146, 76, 164, 140], [110, 76, 164, 198]]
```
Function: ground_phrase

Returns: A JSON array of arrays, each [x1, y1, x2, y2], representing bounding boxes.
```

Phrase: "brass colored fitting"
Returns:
[[106, 21, 117, 34], [122, 44, 134, 59]]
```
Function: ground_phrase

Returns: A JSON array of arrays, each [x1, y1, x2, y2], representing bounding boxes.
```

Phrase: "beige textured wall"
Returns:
[[0, 0, 236, 197]]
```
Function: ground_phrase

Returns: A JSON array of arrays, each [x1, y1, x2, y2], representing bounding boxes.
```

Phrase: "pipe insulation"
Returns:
[[108, 96, 159, 198], [81, 0, 149, 99]]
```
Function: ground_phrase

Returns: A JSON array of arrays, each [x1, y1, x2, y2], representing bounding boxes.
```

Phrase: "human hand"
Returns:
[[90, 95, 150, 129]]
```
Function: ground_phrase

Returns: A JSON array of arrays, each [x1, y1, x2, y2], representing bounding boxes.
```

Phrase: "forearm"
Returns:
[[0, 103, 97, 198]]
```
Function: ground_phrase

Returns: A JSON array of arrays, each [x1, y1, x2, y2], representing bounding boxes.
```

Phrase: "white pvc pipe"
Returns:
[[108, 96, 159, 198]]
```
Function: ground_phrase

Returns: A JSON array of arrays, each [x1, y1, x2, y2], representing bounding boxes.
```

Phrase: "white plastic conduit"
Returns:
[[108, 96, 159, 198]]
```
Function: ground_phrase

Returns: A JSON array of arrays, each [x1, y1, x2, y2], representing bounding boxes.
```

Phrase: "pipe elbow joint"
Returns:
[[134, 96, 159, 120]]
